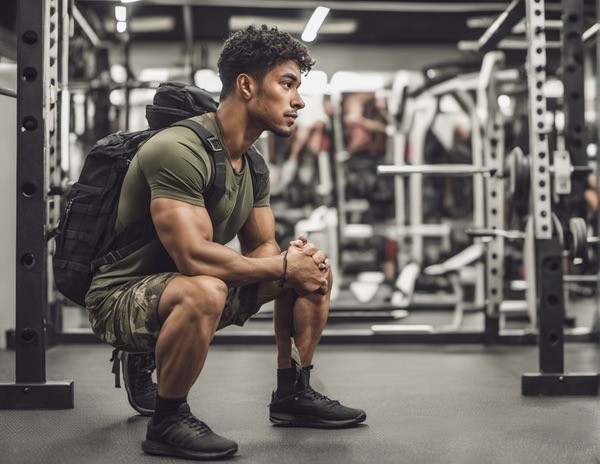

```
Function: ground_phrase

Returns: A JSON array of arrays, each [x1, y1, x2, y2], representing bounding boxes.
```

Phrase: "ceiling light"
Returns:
[[329, 72, 390, 93], [130, 16, 176, 33], [115, 6, 127, 22], [194, 69, 223, 94], [110, 64, 128, 83], [116, 21, 127, 33], [109, 89, 125, 106], [301, 6, 330, 43], [497, 95, 511, 109]]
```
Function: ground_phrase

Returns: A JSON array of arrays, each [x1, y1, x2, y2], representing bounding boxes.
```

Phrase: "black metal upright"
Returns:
[[521, 0, 598, 396], [559, 0, 587, 220], [0, 0, 73, 409]]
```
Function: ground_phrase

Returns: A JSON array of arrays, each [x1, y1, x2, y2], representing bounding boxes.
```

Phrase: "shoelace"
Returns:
[[304, 386, 340, 406], [182, 414, 211, 436]]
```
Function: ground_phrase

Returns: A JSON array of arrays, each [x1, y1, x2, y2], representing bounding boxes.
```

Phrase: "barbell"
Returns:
[[377, 147, 591, 210], [467, 216, 598, 262]]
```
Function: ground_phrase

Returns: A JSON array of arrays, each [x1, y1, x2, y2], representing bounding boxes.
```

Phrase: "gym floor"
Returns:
[[2, 341, 600, 464]]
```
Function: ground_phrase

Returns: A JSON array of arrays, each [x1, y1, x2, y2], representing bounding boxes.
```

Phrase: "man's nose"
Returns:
[[293, 94, 305, 110]]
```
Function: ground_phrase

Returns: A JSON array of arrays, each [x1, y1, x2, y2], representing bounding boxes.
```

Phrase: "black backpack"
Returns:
[[52, 82, 268, 307]]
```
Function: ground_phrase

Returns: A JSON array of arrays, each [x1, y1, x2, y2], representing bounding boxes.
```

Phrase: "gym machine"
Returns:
[[326, 71, 400, 309], [382, 51, 531, 334], [378, 0, 600, 395]]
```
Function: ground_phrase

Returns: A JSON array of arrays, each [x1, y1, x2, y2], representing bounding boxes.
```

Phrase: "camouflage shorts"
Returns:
[[85, 273, 260, 352]]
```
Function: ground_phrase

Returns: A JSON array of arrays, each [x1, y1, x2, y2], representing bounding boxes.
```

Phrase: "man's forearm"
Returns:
[[243, 240, 281, 259], [176, 240, 284, 287]]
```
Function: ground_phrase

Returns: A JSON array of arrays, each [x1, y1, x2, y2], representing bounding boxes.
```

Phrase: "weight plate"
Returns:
[[508, 147, 530, 214], [568, 217, 587, 260]]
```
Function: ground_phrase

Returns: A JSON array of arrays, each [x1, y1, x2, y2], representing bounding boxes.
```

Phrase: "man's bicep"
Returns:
[[238, 206, 278, 255], [150, 197, 213, 269]]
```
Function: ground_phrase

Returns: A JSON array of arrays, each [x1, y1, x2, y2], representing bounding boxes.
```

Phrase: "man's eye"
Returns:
[[283, 82, 292, 88]]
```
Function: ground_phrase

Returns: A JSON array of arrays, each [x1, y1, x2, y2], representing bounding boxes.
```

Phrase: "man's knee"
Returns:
[[167, 276, 228, 323]]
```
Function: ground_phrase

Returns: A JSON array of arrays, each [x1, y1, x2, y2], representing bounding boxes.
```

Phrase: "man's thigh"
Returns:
[[87, 272, 178, 352], [88, 274, 284, 347]]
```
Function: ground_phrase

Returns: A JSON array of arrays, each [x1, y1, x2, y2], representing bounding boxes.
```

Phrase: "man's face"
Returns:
[[251, 60, 305, 138]]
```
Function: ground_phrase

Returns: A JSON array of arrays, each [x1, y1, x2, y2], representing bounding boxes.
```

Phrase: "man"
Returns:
[[85, 25, 366, 461]]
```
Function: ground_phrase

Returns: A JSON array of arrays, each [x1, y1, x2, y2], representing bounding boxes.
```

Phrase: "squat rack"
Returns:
[[1, 0, 599, 406], [0, 0, 73, 409], [374, 0, 600, 395]]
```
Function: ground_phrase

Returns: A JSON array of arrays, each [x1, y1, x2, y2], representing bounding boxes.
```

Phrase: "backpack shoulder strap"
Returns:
[[245, 145, 268, 203], [91, 215, 156, 272], [172, 119, 227, 213], [174, 119, 268, 208]]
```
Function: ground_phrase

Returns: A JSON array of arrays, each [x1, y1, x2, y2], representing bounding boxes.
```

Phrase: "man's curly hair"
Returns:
[[217, 25, 315, 99]]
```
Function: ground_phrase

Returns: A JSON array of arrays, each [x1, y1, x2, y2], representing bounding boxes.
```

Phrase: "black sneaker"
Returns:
[[269, 366, 366, 429], [142, 403, 238, 460], [121, 352, 157, 416]]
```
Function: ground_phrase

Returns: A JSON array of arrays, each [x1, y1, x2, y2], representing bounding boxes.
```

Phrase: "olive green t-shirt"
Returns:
[[90, 112, 270, 289]]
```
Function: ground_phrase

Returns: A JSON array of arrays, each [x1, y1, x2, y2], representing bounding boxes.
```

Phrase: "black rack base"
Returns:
[[0, 381, 74, 409], [522, 373, 599, 396]]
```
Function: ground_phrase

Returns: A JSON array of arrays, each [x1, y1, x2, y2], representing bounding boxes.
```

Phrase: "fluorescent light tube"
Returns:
[[301, 6, 330, 42]]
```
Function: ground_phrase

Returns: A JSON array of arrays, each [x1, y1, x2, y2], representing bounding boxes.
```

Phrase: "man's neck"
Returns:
[[215, 99, 262, 160]]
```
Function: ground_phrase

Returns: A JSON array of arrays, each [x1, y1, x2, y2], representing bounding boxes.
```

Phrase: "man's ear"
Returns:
[[236, 73, 254, 100]]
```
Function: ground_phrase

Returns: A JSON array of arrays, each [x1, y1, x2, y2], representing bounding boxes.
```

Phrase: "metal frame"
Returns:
[[477, 0, 526, 53], [389, 71, 422, 271], [0, 0, 73, 409], [562, 0, 586, 167], [557, 0, 587, 221], [478, 52, 506, 339], [379, 77, 489, 312], [520, 0, 598, 396], [0, 87, 17, 98], [406, 94, 438, 264], [524, 1, 552, 239], [51, 326, 598, 346]]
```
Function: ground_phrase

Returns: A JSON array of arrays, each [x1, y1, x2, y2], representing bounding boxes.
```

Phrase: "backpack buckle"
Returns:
[[206, 137, 223, 152]]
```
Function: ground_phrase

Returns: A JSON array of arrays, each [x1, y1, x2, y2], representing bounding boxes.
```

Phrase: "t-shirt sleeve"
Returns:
[[137, 133, 212, 207]]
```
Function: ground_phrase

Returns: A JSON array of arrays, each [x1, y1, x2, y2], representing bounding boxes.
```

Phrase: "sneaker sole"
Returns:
[[142, 439, 238, 460], [269, 412, 367, 429], [121, 353, 155, 417]]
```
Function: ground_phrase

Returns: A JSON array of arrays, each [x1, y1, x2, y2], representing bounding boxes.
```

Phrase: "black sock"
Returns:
[[153, 394, 187, 425], [276, 367, 296, 398]]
